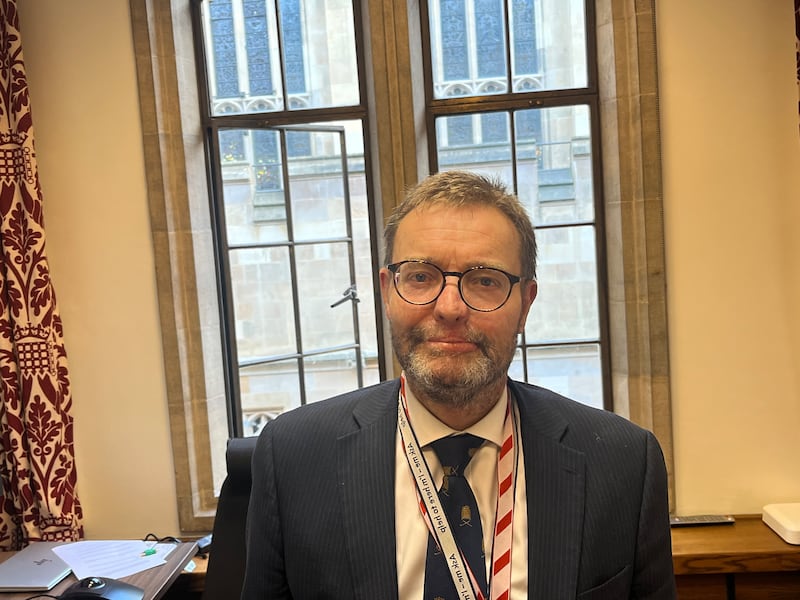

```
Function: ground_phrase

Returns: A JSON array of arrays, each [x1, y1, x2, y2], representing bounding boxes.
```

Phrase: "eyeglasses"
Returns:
[[387, 260, 522, 312]]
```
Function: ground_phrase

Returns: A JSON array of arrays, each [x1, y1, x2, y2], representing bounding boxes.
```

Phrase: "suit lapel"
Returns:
[[513, 383, 586, 599], [337, 382, 400, 600], [333, 380, 587, 598]]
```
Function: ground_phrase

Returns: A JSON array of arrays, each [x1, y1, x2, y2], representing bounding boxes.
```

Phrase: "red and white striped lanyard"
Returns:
[[398, 375, 518, 600]]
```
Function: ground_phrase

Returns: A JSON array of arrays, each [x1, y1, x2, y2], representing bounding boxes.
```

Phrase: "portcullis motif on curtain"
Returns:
[[0, 0, 82, 548]]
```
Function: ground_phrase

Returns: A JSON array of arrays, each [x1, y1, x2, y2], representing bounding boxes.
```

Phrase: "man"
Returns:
[[241, 171, 676, 599]]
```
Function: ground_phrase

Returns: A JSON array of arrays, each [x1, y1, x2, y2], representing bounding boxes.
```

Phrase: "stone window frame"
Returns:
[[130, 0, 672, 532]]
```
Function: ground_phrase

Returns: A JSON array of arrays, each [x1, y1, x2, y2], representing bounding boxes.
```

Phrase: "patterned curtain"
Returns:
[[796, 0, 799, 129], [0, 0, 82, 549]]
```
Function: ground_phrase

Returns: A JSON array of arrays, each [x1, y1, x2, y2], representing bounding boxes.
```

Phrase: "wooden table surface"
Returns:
[[0, 541, 198, 600], [671, 514, 800, 575]]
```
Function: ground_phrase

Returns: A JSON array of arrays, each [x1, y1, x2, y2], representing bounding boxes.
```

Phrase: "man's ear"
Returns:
[[518, 279, 538, 333], [378, 268, 392, 318]]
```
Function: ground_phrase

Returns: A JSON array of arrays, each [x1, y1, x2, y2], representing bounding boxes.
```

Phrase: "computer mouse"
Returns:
[[59, 576, 144, 600]]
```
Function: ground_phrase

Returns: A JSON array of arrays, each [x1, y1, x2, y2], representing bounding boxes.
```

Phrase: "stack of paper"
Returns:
[[52, 540, 177, 580]]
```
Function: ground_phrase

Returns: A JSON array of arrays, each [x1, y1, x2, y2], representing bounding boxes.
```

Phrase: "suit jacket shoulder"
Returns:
[[264, 379, 400, 441], [509, 379, 654, 450], [243, 379, 401, 600], [508, 380, 675, 599]]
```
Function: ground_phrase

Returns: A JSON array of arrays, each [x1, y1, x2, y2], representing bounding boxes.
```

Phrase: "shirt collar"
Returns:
[[403, 377, 508, 448]]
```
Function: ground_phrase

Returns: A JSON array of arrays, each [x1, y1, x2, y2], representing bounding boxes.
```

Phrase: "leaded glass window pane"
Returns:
[[201, 0, 360, 116], [429, 0, 587, 99], [210, 0, 240, 98], [440, 0, 469, 81], [244, 0, 273, 95], [475, 0, 506, 79], [510, 0, 537, 81], [280, 0, 307, 95], [509, 345, 603, 409], [525, 225, 600, 343]]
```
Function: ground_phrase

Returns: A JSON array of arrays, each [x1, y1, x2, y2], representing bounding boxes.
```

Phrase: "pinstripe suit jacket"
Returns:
[[241, 379, 676, 599]]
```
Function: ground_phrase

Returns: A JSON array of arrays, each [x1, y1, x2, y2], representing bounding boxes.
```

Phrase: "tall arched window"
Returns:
[[425, 0, 607, 409], [132, 0, 673, 531]]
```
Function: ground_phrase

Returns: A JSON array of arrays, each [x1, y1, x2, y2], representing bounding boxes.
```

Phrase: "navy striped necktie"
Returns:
[[423, 433, 487, 600]]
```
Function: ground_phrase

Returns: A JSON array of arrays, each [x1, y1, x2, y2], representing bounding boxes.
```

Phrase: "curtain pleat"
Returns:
[[796, 0, 799, 130], [0, 0, 82, 549]]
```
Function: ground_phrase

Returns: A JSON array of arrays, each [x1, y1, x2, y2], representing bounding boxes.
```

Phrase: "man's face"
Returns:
[[379, 204, 537, 406]]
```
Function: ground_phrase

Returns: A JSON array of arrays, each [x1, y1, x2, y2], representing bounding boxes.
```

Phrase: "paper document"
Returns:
[[52, 540, 176, 580]]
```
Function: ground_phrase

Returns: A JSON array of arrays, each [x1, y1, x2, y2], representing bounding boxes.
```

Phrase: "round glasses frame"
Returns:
[[386, 260, 522, 312]]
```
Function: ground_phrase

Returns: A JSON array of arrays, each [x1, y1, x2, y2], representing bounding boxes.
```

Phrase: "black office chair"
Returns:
[[202, 436, 258, 600]]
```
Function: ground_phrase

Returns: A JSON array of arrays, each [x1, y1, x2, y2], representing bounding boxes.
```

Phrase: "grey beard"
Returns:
[[403, 350, 496, 409], [392, 325, 515, 409]]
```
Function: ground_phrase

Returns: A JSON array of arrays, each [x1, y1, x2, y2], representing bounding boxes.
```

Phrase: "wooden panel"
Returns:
[[675, 573, 728, 599], [734, 572, 800, 599], [168, 555, 207, 596], [162, 588, 202, 600]]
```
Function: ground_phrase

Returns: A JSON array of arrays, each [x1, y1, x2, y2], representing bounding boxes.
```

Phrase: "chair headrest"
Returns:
[[225, 436, 258, 486]]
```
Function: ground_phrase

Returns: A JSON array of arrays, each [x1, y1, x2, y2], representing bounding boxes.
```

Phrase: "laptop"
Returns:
[[0, 541, 72, 591]]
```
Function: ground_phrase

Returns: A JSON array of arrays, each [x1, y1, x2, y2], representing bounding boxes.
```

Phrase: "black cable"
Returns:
[[141, 533, 181, 544]]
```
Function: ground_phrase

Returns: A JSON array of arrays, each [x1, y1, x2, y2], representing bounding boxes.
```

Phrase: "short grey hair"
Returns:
[[383, 170, 537, 280]]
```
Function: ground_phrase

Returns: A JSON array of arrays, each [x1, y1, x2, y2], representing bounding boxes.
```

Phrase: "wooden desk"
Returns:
[[672, 514, 800, 599], [168, 517, 800, 600], [164, 555, 206, 599], [0, 541, 198, 600]]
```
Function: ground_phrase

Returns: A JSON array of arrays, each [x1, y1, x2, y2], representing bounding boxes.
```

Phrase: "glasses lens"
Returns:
[[461, 268, 512, 311], [393, 262, 443, 304]]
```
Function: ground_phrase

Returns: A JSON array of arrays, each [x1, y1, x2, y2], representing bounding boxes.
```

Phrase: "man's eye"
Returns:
[[467, 273, 502, 289], [408, 271, 432, 283], [477, 276, 500, 287]]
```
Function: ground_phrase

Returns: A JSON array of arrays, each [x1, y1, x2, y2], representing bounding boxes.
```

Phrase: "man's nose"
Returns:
[[433, 279, 469, 318]]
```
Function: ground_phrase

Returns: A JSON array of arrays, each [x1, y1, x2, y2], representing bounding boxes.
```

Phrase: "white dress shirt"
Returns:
[[395, 382, 529, 599]]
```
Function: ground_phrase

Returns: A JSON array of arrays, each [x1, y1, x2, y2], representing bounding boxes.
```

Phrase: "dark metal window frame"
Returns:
[[419, 0, 612, 410], [189, 0, 387, 438]]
